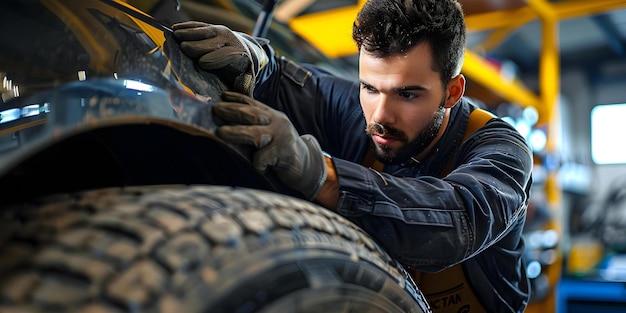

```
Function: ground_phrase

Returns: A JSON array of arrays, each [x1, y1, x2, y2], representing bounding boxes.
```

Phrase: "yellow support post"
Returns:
[[534, 21, 559, 126], [475, 22, 527, 52], [288, 3, 362, 58], [464, 7, 536, 32], [465, 0, 626, 33], [554, 0, 626, 20], [524, 1, 561, 313]]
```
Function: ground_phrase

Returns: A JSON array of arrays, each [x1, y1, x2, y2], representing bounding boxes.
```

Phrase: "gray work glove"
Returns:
[[172, 21, 266, 96], [213, 91, 328, 200]]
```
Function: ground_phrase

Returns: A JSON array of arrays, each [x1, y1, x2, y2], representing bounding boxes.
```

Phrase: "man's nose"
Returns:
[[371, 95, 396, 125]]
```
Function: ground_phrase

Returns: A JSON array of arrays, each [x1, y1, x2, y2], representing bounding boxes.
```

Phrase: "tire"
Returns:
[[0, 185, 430, 313]]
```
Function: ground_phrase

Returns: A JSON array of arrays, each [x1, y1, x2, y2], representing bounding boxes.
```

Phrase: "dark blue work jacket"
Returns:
[[254, 50, 533, 313]]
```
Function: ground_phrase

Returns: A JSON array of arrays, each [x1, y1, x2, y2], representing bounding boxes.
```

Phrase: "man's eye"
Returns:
[[361, 84, 376, 92], [399, 92, 416, 99]]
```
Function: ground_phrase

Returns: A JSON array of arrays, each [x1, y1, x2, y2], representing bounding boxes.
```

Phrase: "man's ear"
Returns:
[[444, 74, 465, 108]]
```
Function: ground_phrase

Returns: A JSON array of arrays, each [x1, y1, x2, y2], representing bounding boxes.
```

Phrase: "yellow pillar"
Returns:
[[524, 1, 561, 312]]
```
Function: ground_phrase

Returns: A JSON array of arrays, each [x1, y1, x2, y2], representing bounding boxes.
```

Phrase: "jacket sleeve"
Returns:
[[332, 119, 533, 272]]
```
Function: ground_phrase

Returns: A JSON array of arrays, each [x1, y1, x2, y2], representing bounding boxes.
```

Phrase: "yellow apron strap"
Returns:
[[463, 108, 496, 142], [439, 108, 495, 177]]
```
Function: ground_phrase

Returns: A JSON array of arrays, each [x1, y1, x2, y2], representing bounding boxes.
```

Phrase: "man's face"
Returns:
[[359, 42, 449, 164]]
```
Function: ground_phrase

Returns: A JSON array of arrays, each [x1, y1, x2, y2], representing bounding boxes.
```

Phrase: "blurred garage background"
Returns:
[[127, 0, 626, 312]]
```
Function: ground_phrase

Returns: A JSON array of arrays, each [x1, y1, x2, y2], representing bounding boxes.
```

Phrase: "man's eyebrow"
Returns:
[[359, 80, 427, 92], [397, 85, 428, 92]]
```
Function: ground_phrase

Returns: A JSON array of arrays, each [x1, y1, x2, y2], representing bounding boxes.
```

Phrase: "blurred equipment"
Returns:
[[585, 176, 626, 254], [557, 176, 626, 312]]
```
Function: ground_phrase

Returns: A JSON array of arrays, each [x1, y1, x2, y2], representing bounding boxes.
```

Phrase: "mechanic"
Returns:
[[173, 0, 533, 312]]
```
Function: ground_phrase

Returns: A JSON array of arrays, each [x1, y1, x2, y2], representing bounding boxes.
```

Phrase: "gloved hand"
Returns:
[[172, 21, 266, 96], [213, 91, 328, 200]]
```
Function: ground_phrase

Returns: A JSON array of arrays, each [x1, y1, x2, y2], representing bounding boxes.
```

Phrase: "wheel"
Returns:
[[0, 185, 430, 313]]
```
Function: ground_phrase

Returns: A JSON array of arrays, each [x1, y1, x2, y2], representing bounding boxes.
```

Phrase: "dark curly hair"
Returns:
[[352, 0, 466, 86]]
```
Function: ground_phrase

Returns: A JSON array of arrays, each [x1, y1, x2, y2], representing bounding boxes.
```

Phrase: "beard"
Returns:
[[366, 99, 446, 165]]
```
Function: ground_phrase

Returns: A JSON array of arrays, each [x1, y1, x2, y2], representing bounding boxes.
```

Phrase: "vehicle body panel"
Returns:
[[0, 0, 293, 204]]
